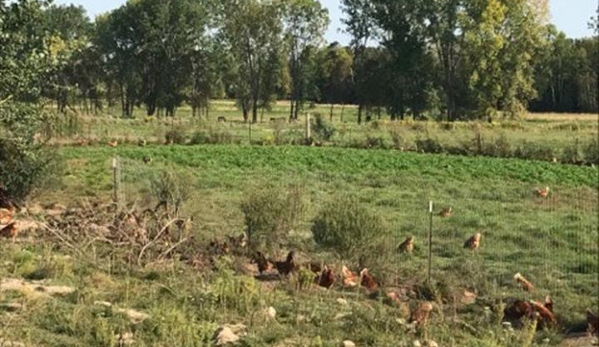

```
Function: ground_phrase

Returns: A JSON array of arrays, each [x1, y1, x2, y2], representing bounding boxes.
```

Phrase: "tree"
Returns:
[[461, 0, 546, 118], [282, 0, 329, 121], [0, 0, 58, 202], [221, 0, 286, 123], [321, 44, 353, 121]]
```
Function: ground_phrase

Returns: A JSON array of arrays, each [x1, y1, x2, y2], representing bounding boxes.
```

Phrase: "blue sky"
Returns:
[[55, 0, 597, 44]]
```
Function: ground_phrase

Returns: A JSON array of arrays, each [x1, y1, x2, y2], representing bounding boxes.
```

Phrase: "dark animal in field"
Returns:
[[217, 116, 226, 123]]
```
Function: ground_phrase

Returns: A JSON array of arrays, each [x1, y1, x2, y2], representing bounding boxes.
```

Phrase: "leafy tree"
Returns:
[[321, 44, 353, 121], [221, 0, 286, 123], [282, 0, 329, 121], [0, 0, 58, 202]]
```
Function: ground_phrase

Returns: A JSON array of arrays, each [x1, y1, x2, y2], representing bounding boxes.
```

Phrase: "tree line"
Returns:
[[1, 0, 598, 123]]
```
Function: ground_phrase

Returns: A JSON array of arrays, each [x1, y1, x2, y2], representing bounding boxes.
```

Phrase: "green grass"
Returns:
[[1, 142, 597, 346]]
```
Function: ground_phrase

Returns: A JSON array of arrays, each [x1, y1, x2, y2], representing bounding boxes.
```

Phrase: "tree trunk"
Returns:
[[357, 104, 363, 125], [329, 104, 334, 122], [252, 99, 258, 123], [289, 98, 295, 121]]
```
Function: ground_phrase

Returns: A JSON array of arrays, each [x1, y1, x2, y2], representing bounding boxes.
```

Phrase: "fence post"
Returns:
[[112, 157, 120, 204], [306, 113, 311, 143], [428, 201, 433, 283]]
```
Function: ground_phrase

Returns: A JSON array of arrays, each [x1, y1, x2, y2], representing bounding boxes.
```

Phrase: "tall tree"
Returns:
[[282, 0, 329, 121], [221, 0, 286, 123]]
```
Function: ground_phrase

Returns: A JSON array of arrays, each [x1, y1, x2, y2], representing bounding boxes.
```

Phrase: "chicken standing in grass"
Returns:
[[253, 251, 273, 274], [534, 186, 550, 198], [341, 266, 359, 287], [530, 300, 557, 326], [274, 251, 298, 276], [439, 207, 452, 218], [0, 221, 19, 242], [314, 266, 335, 289], [360, 268, 379, 292], [411, 302, 434, 327], [397, 236, 414, 253], [0, 208, 14, 224], [464, 232, 481, 250], [514, 273, 535, 292], [108, 140, 118, 148]]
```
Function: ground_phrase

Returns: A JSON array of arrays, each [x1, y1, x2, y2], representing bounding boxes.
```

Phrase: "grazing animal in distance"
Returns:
[[411, 302, 434, 327], [464, 232, 481, 250], [341, 266, 359, 287], [439, 207, 452, 218], [274, 251, 298, 276], [0, 221, 19, 241], [314, 266, 335, 289], [514, 273, 535, 292], [397, 236, 414, 253]]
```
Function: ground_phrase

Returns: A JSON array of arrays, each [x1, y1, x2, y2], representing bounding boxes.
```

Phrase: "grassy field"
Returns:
[[48, 100, 599, 165], [1, 140, 597, 346]]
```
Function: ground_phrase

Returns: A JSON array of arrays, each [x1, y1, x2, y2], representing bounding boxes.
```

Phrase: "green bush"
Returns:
[[189, 127, 234, 145], [583, 138, 599, 165], [149, 170, 193, 215], [311, 194, 390, 267], [415, 137, 444, 154], [312, 114, 336, 142], [165, 127, 187, 144], [0, 103, 58, 203], [241, 184, 306, 251]]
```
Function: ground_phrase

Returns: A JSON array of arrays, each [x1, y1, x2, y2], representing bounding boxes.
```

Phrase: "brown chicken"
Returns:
[[439, 207, 452, 218], [530, 300, 557, 326], [534, 186, 550, 198], [514, 273, 535, 292], [307, 262, 323, 274], [0, 207, 14, 225], [314, 266, 335, 289], [587, 310, 599, 335], [504, 300, 534, 322], [274, 251, 298, 276], [544, 296, 553, 312], [108, 140, 118, 148], [360, 268, 379, 292], [397, 236, 414, 253], [341, 266, 359, 287], [464, 232, 481, 250], [254, 251, 273, 274], [411, 301, 434, 326], [504, 298, 556, 327], [0, 221, 19, 241]]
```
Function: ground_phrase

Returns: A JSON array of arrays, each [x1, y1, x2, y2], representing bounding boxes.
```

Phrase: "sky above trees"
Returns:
[[54, 0, 597, 44]]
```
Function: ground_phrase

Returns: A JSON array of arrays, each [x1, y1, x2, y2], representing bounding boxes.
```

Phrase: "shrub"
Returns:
[[241, 184, 306, 251], [561, 139, 584, 164], [364, 135, 390, 149], [189, 127, 234, 145], [165, 127, 187, 145], [415, 137, 444, 154], [482, 134, 512, 158], [0, 103, 58, 203], [312, 114, 336, 142], [514, 142, 556, 162], [149, 170, 193, 215], [389, 127, 409, 150], [583, 138, 599, 165], [311, 194, 390, 267]]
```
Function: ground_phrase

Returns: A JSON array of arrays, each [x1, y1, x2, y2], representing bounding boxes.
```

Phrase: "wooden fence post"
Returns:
[[306, 113, 311, 143], [427, 201, 434, 283], [112, 157, 119, 204]]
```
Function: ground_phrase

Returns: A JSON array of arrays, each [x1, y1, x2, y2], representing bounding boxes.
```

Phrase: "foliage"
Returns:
[[149, 170, 193, 215], [311, 194, 390, 267], [312, 114, 336, 142], [241, 184, 306, 250]]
